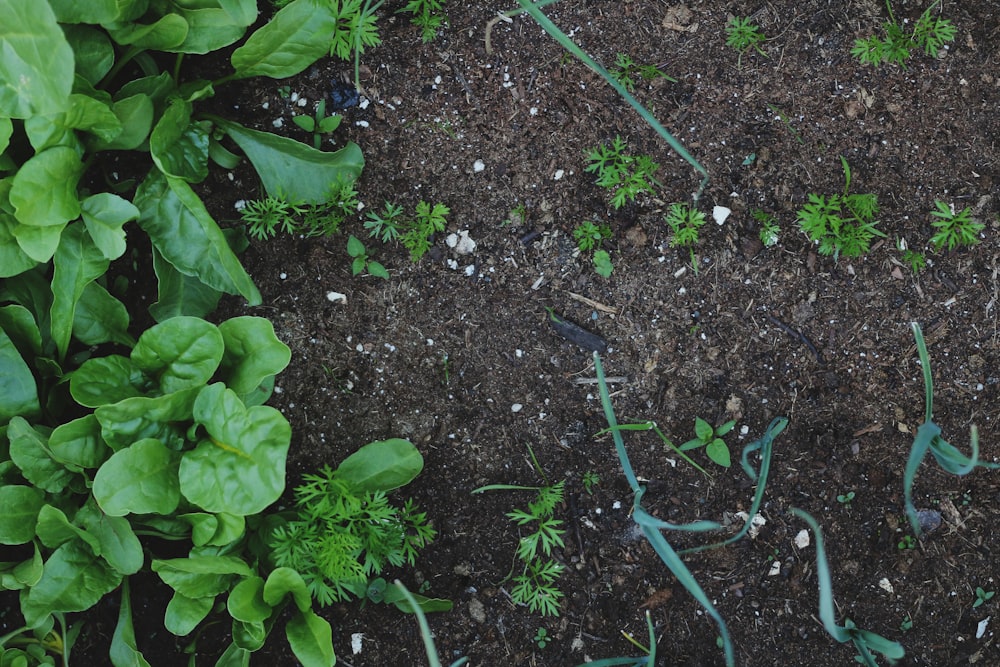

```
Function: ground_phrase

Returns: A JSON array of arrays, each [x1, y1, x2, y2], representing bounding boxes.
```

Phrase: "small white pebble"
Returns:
[[464, 264, 476, 276], [473, 159, 485, 172], [612, 501, 622, 510], [359, 97, 370, 110], [554, 169, 564, 180], [234, 200, 246, 210], [261, 102, 269, 110], [290, 92, 299, 102], [794, 529, 810, 549], [297, 97, 307, 107], [529, 107, 538, 116], [351, 633, 363, 655], [355, 120, 370, 128], [515, 349, 523, 358], [326, 291, 347, 304], [279, 272, 287, 280], [511, 403, 523, 413], [272, 118, 283, 128]]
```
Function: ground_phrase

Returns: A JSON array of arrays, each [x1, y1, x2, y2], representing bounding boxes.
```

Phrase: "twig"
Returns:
[[765, 314, 822, 362]]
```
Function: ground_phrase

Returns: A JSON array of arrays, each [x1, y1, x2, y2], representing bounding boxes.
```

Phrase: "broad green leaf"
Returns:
[[0, 0, 74, 117], [95, 389, 199, 451], [180, 383, 290, 515], [110, 579, 152, 667], [11, 220, 67, 264], [150, 98, 209, 182], [232, 619, 266, 651], [81, 193, 139, 261], [116, 73, 175, 112], [705, 439, 731, 467], [230, 0, 338, 79], [694, 417, 713, 441], [7, 417, 74, 493], [227, 576, 271, 623], [0, 265, 52, 334], [76, 503, 144, 575], [170, 7, 251, 54], [217, 119, 363, 205], [74, 281, 135, 348], [51, 223, 110, 360], [22, 540, 122, 628], [218, 317, 291, 397], [10, 146, 83, 228], [63, 93, 122, 143], [0, 115, 11, 151], [93, 438, 181, 517], [165, 591, 214, 636], [93, 93, 154, 151], [336, 439, 423, 493], [62, 25, 115, 85], [285, 609, 335, 667], [214, 643, 251, 667], [0, 304, 41, 358], [49, 414, 111, 470], [151, 556, 252, 598], [0, 485, 44, 544], [262, 567, 310, 612], [3, 542, 43, 589], [219, 0, 258, 25], [0, 331, 40, 422], [70, 355, 146, 408], [48, 0, 120, 24], [182, 512, 245, 547], [135, 171, 261, 305], [0, 211, 39, 277], [105, 14, 189, 50], [131, 316, 223, 393], [35, 504, 100, 552], [148, 245, 222, 322]]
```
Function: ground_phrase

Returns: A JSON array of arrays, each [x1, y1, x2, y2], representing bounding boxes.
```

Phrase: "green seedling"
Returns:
[[973, 587, 995, 608], [852, 0, 956, 67], [767, 104, 805, 144], [665, 202, 707, 273], [836, 491, 856, 508], [347, 235, 390, 278], [725, 16, 767, 65], [796, 157, 885, 260], [504, 203, 528, 227], [241, 179, 359, 240], [400, 0, 449, 42], [472, 481, 567, 617], [680, 417, 736, 468], [403, 201, 450, 261], [900, 615, 913, 632], [904, 323, 998, 536], [609, 53, 676, 92], [754, 209, 780, 247], [584, 136, 662, 209], [896, 238, 927, 273], [582, 471, 601, 495], [534, 627, 549, 649], [897, 534, 916, 551], [593, 250, 614, 277], [573, 220, 612, 252], [397, 581, 470, 667], [364, 201, 406, 242], [292, 99, 343, 149], [929, 201, 983, 251]]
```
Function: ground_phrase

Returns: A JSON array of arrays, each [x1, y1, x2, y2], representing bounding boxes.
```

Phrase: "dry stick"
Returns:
[[765, 314, 823, 362]]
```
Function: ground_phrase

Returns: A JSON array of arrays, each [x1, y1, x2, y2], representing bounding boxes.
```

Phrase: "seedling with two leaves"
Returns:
[[680, 417, 736, 468], [293, 99, 343, 149]]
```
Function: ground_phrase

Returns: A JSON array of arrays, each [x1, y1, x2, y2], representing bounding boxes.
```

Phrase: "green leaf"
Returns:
[[93, 438, 181, 517], [94, 93, 155, 151], [131, 316, 223, 393], [0, 485, 44, 544], [10, 146, 83, 230], [218, 0, 258, 26], [61, 93, 122, 143], [149, 245, 223, 322], [165, 591, 214, 636], [169, 7, 252, 55], [7, 417, 75, 493], [49, 414, 111, 470], [232, 618, 267, 651], [0, 304, 42, 358], [0, 0, 74, 117], [50, 223, 110, 361], [80, 193, 139, 261], [180, 383, 290, 515], [74, 281, 135, 348], [0, 210, 40, 278], [150, 98, 209, 182], [230, 0, 339, 79], [62, 25, 115, 85], [693, 417, 713, 442], [152, 556, 252, 599], [285, 609, 335, 667], [105, 13, 189, 50], [135, 171, 261, 305], [75, 501, 144, 575], [217, 317, 291, 398], [110, 579, 152, 667], [227, 576, 272, 623], [346, 234, 365, 257], [335, 439, 424, 493], [22, 540, 122, 628], [95, 389, 199, 451], [262, 567, 310, 612], [367, 261, 389, 279], [47, 0, 120, 24], [70, 355, 146, 408], [2, 542, 43, 589], [0, 330, 40, 422], [215, 119, 364, 205], [182, 512, 245, 547], [706, 439, 731, 467]]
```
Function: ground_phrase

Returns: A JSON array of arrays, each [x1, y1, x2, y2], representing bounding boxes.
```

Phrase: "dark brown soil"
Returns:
[[63, 1, 1000, 665]]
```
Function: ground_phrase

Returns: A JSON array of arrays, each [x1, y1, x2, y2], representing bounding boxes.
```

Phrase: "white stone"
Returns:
[[351, 633, 363, 655], [878, 578, 894, 594], [976, 617, 990, 639], [473, 159, 485, 172], [768, 560, 781, 576], [794, 529, 810, 549], [734, 511, 766, 539], [446, 230, 477, 255], [511, 403, 523, 413], [713, 205, 731, 225], [554, 169, 565, 180], [326, 291, 347, 304]]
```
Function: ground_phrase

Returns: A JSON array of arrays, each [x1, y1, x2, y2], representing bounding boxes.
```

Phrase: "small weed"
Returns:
[[973, 587, 995, 608], [929, 201, 983, 251], [533, 627, 549, 649], [725, 16, 767, 64], [897, 238, 927, 273], [665, 202, 707, 273], [292, 99, 343, 149], [399, 0, 448, 43], [852, 0, 955, 67], [897, 534, 916, 551], [679, 417, 736, 468], [584, 136, 661, 209], [900, 615, 913, 632], [836, 491, 855, 508], [364, 201, 406, 242], [504, 203, 528, 227], [796, 157, 885, 260], [573, 221, 614, 277], [592, 250, 613, 278], [240, 180, 359, 240], [347, 235, 389, 278], [362, 200, 450, 261], [754, 209, 780, 247], [582, 471, 601, 495], [609, 53, 675, 92]]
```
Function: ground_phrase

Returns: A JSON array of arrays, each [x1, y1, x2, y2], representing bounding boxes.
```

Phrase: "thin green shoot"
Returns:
[[513, 0, 709, 200], [789, 509, 905, 666], [596, 421, 709, 477], [574, 611, 656, 667], [395, 581, 469, 667], [525, 442, 548, 484]]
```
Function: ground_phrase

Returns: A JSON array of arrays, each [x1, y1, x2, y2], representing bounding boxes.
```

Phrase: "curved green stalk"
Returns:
[[514, 1, 709, 201]]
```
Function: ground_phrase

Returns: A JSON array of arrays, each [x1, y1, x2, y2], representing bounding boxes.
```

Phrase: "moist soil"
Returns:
[[56, 1, 1000, 665]]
